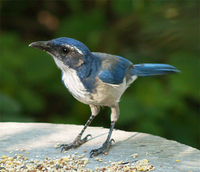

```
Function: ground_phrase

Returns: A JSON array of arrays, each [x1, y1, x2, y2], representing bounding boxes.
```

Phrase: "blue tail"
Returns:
[[130, 63, 180, 76]]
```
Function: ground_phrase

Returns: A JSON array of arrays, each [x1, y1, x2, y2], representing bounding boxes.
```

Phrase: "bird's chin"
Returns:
[[46, 51, 54, 57], [52, 56, 69, 71]]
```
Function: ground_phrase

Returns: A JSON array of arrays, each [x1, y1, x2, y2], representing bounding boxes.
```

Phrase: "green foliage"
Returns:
[[0, 1, 199, 149]]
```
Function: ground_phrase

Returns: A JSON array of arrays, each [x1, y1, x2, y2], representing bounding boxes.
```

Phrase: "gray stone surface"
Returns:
[[0, 122, 199, 171]]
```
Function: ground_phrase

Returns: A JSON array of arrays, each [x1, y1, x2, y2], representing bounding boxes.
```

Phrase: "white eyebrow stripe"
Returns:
[[64, 44, 84, 55]]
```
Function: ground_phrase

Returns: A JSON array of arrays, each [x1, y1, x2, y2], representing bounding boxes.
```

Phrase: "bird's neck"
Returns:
[[75, 54, 101, 79]]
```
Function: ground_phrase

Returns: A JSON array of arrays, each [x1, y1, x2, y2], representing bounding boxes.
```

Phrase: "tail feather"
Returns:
[[130, 63, 180, 77]]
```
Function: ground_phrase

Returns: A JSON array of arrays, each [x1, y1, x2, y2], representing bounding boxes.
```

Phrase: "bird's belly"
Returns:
[[91, 79, 127, 107]]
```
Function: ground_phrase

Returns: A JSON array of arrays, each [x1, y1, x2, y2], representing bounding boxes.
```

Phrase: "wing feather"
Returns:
[[92, 53, 133, 85]]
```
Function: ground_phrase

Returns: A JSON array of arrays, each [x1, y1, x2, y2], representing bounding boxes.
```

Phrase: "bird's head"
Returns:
[[29, 37, 91, 70]]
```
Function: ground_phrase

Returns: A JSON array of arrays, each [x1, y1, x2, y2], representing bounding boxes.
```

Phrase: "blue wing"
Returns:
[[95, 53, 133, 85]]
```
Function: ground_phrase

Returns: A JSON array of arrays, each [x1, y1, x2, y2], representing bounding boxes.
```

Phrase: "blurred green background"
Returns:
[[0, 1, 199, 149]]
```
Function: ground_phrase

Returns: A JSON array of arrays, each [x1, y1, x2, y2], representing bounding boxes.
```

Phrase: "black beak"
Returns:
[[29, 41, 51, 51]]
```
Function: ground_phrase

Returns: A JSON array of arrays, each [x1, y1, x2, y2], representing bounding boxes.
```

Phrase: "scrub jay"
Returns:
[[29, 37, 179, 157]]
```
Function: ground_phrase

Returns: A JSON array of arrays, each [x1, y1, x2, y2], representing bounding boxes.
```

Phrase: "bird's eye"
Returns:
[[62, 47, 70, 53]]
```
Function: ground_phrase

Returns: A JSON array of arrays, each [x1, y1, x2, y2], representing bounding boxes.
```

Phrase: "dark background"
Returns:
[[1, 1, 199, 149]]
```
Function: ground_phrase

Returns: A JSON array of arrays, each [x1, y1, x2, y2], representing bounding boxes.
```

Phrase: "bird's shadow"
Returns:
[[86, 131, 140, 145]]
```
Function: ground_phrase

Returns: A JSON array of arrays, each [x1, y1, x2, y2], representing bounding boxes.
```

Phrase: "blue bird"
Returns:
[[29, 37, 179, 157]]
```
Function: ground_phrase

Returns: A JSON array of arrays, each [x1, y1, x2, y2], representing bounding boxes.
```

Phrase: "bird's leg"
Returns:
[[90, 121, 116, 157], [59, 115, 94, 152], [59, 105, 100, 152], [90, 104, 119, 157]]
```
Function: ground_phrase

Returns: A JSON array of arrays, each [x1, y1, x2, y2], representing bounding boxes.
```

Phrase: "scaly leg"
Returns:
[[90, 121, 116, 157], [59, 105, 100, 152], [90, 104, 119, 157]]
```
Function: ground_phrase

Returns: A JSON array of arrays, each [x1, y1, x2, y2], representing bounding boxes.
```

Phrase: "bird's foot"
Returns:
[[90, 139, 115, 157], [58, 134, 92, 152]]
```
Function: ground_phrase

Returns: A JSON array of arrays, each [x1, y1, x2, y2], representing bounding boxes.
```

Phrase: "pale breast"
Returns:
[[62, 69, 93, 104]]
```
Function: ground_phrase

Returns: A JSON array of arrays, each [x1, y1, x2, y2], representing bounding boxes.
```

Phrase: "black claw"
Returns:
[[58, 144, 66, 148], [89, 148, 103, 157], [90, 153, 93, 158], [90, 138, 115, 157], [59, 144, 72, 152], [58, 134, 92, 153], [90, 149, 96, 158], [60, 145, 66, 153], [110, 138, 115, 144], [82, 134, 92, 141], [87, 134, 92, 138]]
